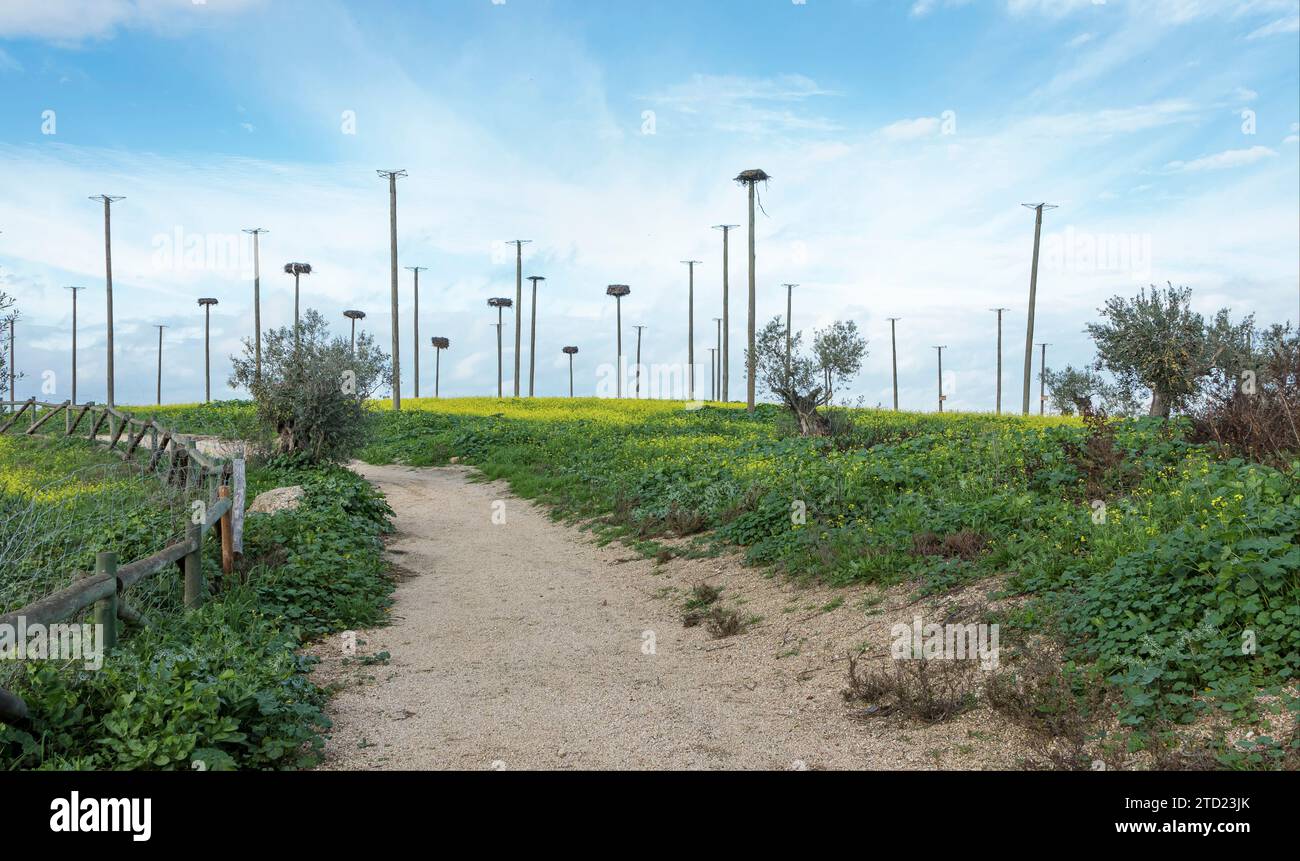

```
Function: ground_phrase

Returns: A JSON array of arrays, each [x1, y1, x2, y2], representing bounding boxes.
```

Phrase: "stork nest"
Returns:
[[733, 169, 771, 185], [283, 262, 312, 275], [606, 284, 630, 297], [431, 337, 450, 349], [488, 297, 513, 308], [563, 346, 579, 355], [344, 310, 366, 320]]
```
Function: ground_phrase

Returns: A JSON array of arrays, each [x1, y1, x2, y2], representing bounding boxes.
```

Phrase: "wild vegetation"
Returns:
[[0, 434, 393, 770]]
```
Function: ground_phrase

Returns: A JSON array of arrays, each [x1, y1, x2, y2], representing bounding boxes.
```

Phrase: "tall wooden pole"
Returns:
[[682, 261, 700, 401], [507, 240, 531, 397], [746, 184, 757, 413], [568, 352, 574, 397], [243, 228, 267, 385], [1038, 342, 1050, 415], [713, 317, 722, 403], [783, 283, 797, 385], [496, 315, 503, 398], [528, 276, 544, 397], [90, 195, 122, 407], [888, 318, 900, 411], [155, 325, 165, 405], [634, 325, 645, 398], [1021, 203, 1055, 415], [616, 295, 623, 399], [65, 286, 83, 404], [713, 225, 737, 403], [378, 170, 407, 410], [435, 347, 441, 398], [406, 267, 426, 398], [935, 346, 946, 413], [7, 314, 14, 409], [991, 308, 1008, 414]]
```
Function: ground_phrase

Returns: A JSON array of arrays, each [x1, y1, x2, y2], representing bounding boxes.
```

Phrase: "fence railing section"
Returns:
[[0, 399, 245, 724]]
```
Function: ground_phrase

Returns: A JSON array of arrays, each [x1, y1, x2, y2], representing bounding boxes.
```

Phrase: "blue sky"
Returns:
[[0, 0, 1297, 408]]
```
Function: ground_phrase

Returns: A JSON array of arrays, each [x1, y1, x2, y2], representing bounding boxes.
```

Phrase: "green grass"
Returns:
[[0, 434, 394, 771]]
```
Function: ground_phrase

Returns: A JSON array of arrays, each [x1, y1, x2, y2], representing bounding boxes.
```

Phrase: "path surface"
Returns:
[[316, 464, 1026, 770]]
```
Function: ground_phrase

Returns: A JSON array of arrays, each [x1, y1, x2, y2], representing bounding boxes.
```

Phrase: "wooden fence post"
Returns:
[[183, 522, 204, 609], [93, 552, 118, 653], [231, 458, 246, 557], [218, 485, 234, 579]]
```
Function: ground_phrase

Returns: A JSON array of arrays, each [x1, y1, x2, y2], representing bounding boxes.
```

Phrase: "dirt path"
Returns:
[[316, 463, 1030, 770]]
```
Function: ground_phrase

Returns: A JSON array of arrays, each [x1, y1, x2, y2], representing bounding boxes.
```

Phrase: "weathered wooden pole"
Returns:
[[6, 312, 14, 410], [1021, 203, 1056, 415], [406, 267, 426, 398], [89, 195, 123, 407], [154, 324, 166, 405], [888, 318, 901, 411], [606, 285, 630, 398], [935, 346, 946, 413], [633, 325, 646, 398], [242, 228, 268, 385], [506, 240, 532, 398], [198, 298, 218, 403], [991, 308, 1008, 414], [218, 484, 234, 578], [783, 283, 797, 385], [527, 276, 544, 397], [1038, 342, 1050, 415], [734, 170, 768, 413], [713, 225, 738, 402], [681, 261, 701, 401], [94, 552, 118, 653], [488, 298, 512, 398], [344, 310, 366, 354], [183, 521, 204, 609], [432, 337, 449, 398], [378, 170, 407, 410], [65, 285, 84, 404], [563, 346, 578, 397]]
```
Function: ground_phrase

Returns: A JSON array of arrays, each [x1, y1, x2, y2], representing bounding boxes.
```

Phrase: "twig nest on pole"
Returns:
[[283, 262, 313, 276], [488, 297, 513, 308], [431, 337, 450, 349], [563, 346, 579, 355], [734, 169, 771, 185], [606, 284, 630, 297], [344, 309, 366, 321]]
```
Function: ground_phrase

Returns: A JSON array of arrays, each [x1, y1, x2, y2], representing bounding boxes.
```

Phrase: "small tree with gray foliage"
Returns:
[[231, 309, 390, 463], [748, 315, 866, 436]]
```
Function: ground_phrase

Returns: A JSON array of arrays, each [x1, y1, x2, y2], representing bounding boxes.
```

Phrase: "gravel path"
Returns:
[[315, 463, 1029, 770]]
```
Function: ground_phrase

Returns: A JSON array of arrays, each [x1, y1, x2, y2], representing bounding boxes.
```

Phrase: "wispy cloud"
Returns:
[[1246, 15, 1300, 38], [641, 73, 839, 135], [1164, 145, 1277, 172], [0, 0, 263, 43]]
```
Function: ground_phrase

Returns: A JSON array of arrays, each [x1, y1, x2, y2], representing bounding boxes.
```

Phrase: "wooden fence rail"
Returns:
[[0, 400, 243, 724]]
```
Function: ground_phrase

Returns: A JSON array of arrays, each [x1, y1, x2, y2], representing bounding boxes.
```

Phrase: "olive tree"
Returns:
[[230, 309, 390, 463], [1086, 284, 1215, 417], [748, 315, 866, 436]]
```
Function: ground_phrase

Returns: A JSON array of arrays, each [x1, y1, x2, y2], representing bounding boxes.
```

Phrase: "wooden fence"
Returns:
[[0, 399, 245, 724]]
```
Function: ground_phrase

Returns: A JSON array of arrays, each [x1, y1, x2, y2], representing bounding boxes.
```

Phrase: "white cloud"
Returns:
[[1246, 15, 1300, 38], [878, 116, 943, 141], [1234, 87, 1259, 102], [1163, 145, 1277, 172], [1067, 32, 1096, 47], [641, 74, 839, 135], [0, 0, 263, 43]]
